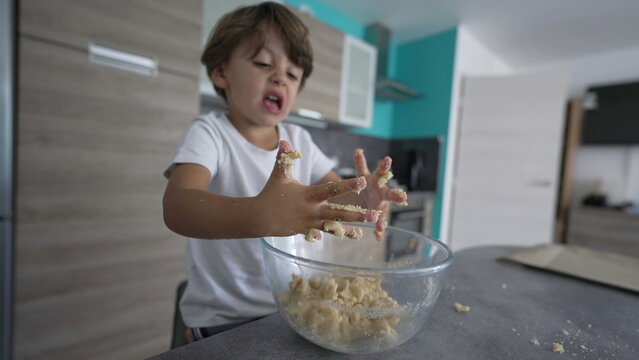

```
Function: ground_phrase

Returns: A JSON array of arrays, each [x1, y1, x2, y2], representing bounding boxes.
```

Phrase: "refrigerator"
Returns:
[[1, 0, 15, 359]]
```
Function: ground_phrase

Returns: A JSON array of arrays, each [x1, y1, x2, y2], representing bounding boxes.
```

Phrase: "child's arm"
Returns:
[[321, 149, 408, 238], [163, 141, 380, 240]]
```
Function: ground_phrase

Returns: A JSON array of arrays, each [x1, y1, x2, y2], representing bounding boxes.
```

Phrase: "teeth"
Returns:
[[267, 95, 279, 101]]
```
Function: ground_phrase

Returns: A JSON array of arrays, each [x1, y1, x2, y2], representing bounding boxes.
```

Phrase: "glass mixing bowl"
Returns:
[[261, 223, 453, 354]]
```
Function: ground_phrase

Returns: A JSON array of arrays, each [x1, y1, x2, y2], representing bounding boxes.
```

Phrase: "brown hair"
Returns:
[[201, 1, 313, 102]]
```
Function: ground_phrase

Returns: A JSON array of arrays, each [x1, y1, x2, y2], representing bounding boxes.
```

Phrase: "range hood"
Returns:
[[365, 23, 422, 101]]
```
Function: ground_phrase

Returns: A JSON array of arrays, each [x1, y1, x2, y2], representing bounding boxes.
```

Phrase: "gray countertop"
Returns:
[[148, 246, 639, 359]]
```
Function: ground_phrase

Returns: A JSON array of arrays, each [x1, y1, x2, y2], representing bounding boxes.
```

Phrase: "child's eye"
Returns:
[[254, 61, 270, 68], [287, 72, 299, 81]]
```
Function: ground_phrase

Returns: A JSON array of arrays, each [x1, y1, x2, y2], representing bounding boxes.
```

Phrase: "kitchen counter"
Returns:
[[148, 246, 638, 359]]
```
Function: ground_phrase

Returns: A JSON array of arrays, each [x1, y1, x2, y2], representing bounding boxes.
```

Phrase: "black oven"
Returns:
[[386, 192, 433, 261], [390, 208, 424, 234]]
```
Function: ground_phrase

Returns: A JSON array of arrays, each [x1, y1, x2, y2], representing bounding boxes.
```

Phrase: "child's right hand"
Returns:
[[254, 140, 380, 240]]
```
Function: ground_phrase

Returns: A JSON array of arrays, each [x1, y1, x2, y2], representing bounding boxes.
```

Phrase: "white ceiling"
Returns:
[[316, 0, 639, 68]]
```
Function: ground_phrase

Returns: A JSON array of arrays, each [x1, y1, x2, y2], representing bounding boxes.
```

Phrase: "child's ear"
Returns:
[[210, 66, 229, 89]]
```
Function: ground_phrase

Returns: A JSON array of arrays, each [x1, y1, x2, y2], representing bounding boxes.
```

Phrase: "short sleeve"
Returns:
[[163, 116, 223, 179], [302, 130, 336, 184]]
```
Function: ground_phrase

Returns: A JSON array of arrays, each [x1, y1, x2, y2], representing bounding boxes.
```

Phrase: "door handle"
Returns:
[[88, 43, 158, 77], [527, 180, 552, 188]]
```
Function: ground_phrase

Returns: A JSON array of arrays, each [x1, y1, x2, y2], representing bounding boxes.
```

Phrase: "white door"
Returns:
[[449, 73, 566, 251]]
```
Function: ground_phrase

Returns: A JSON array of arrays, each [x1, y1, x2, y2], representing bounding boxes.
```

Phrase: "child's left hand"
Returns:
[[353, 149, 408, 239]]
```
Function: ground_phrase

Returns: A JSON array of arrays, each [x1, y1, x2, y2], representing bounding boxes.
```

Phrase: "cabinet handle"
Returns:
[[88, 43, 158, 77], [297, 108, 324, 120]]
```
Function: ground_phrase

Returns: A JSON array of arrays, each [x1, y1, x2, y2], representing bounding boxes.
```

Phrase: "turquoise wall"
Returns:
[[285, 0, 364, 38], [392, 28, 457, 238], [285, 1, 457, 239], [392, 29, 456, 139]]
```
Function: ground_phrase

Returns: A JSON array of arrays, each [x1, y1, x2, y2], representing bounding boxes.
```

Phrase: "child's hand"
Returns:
[[255, 141, 380, 240], [353, 149, 408, 240]]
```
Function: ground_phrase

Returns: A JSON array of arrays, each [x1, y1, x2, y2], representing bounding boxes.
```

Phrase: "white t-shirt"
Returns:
[[164, 110, 335, 328]]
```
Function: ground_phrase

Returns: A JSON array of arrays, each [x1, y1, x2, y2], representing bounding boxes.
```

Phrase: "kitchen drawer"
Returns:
[[15, 37, 197, 359], [20, 0, 202, 77], [288, 6, 343, 122]]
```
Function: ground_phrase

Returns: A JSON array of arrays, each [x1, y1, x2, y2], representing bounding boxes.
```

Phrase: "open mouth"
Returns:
[[263, 92, 283, 115]]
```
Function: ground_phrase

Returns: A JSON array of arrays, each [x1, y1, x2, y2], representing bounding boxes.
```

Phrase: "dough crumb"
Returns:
[[454, 302, 470, 313], [305, 232, 315, 242], [353, 177, 367, 194], [378, 171, 393, 186], [390, 188, 408, 206], [552, 343, 565, 353], [323, 220, 345, 238], [328, 203, 382, 222], [501, 283, 507, 289], [277, 150, 303, 178], [562, 329, 570, 336], [531, 337, 540, 346], [277, 150, 302, 166]]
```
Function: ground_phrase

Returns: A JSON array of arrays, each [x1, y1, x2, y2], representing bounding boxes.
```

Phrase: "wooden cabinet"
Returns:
[[15, 1, 201, 359], [287, 7, 376, 127], [288, 6, 344, 123], [20, 0, 201, 76], [339, 35, 377, 128], [566, 207, 639, 258]]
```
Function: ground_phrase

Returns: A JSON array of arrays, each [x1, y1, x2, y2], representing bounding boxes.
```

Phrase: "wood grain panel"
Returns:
[[15, 37, 198, 359], [20, 0, 202, 77], [288, 6, 343, 122], [554, 100, 583, 243], [566, 207, 639, 258]]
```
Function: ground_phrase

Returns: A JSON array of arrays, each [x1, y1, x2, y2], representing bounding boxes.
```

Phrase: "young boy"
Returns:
[[162, 1, 407, 341]]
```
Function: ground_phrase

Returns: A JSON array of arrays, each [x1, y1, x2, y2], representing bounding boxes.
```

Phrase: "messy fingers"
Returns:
[[384, 187, 408, 205], [321, 221, 363, 240], [353, 148, 370, 177], [375, 201, 390, 240], [304, 229, 322, 242], [320, 203, 381, 223], [310, 177, 366, 201], [343, 224, 363, 240], [374, 157, 393, 186], [271, 140, 302, 182]]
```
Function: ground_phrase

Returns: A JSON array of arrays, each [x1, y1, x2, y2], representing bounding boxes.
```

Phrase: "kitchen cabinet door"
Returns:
[[288, 6, 343, 122], [20, 0, 202, 77], [339, 35, 377, 128], [15, 37, 198, 360]]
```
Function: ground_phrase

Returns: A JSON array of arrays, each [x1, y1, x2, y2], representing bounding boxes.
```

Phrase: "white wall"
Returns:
[[572, 146, 639, 206], [522, 43, 639, 98], [440, 26, 512, 245], [520, 44, 639, 207]]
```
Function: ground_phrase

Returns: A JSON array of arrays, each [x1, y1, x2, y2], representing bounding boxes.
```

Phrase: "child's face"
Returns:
[[212, 25, 304, 128]]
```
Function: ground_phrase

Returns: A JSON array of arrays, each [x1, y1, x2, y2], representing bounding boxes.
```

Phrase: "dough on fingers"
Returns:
[[277, 150, 302, 179]]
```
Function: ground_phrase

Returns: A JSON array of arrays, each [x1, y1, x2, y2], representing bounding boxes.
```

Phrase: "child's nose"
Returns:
[[270, 69, 286, 86]]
